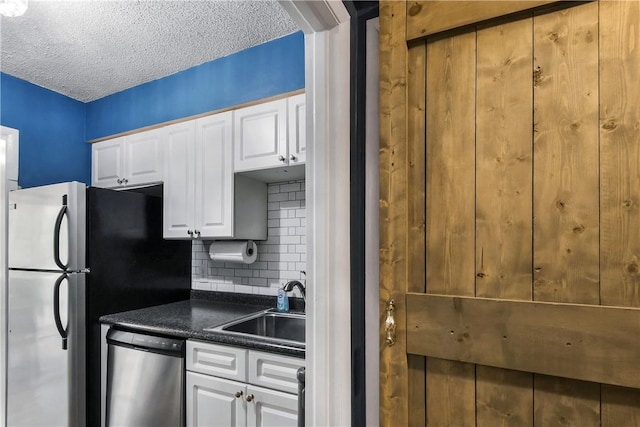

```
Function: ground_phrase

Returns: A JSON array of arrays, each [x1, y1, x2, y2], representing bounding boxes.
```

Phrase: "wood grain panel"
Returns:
[[475, 18, 534, 426], [424, 30, 477, 426], [532, 1, 600, 305], [406, 1, 555, 42], [532, 2, 601, 423], [476, 365, 533, 427], [476, 18, 533, 300], [379, 1, 409, 425], [425, 358, 475, 426], [601, 384, 640, 427], [408, 355, 426, 427], [534, 375, 600, 426], [407, 42, 427, 427], [425, 31, 476, 297], [599, 0, 640, 423], [408, 43, 427, 295], [406, 293, 640, 389], [600, 0, 640, 308]]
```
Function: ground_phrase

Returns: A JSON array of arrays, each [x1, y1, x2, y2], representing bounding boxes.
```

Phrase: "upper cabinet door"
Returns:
[[124, 128, 164, 187], [234, 99, 288, 172], [92, 137, 123, 188], [92, 129, 164, 189], [194, 112, 234, 239], [287, 94, 306, 165], [163, 121, 196, 239]]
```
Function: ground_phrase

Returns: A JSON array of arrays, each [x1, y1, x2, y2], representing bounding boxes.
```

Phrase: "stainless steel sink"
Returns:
[[208, 310, 305, 348]]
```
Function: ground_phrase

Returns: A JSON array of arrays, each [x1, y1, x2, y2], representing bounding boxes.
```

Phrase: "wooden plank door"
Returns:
[[379, 1, 640, 425]]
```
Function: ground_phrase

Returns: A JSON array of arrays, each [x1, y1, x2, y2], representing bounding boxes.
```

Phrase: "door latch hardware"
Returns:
[[385, 299, 397, 346]]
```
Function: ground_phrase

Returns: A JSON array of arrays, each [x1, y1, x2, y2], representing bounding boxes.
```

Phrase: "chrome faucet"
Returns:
[[283, 280, 306, 304]]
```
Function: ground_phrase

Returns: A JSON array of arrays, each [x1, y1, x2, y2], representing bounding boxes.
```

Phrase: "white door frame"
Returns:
[[278, 2, 352, 426], [0, 127, 14, 424], [365, 17, 380, 427]]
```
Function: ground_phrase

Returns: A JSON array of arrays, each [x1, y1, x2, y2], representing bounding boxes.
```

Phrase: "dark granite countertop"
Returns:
[[100, 291, 305, 358]]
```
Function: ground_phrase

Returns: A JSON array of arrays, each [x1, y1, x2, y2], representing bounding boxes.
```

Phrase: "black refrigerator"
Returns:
[[86, 185, 191, 426], [6, 181, 191, 427]]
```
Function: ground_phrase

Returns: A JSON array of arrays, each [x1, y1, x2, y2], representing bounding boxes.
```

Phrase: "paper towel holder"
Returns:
[[245, 240, 255, 256]]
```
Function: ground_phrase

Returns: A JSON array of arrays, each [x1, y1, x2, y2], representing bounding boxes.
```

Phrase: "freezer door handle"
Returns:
[[53, 194, 69, 271], [53, 273, 69, 350]]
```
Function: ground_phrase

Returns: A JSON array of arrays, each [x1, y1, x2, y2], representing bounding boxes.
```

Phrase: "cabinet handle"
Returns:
[[194, 230, 201, 238], [290, 154, 297, 162], [235, 391, 243, 398], [123, 178, 128, 184], [187, 230, 194, 237], [278, 155, 286, 162], [116, 178, 123, 185], [245, 394, 254, 402]]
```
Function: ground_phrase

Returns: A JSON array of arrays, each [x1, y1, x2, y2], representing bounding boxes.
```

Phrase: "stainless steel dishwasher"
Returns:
[[105, 328, 185, 427]]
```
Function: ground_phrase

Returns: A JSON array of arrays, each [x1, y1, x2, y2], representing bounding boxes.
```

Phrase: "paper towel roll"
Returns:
[[208, 240, 258, 264]]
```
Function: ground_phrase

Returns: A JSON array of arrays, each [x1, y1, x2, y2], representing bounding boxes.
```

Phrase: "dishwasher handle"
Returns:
[[107, 328, 184, 357]]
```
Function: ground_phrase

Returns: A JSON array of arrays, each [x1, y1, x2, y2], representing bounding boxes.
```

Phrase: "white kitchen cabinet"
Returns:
[[187, 372, 246, 427], [234, 94, 305, 173], [163, 113, 267, 240], [163, 120, 196, 239], [91, 128, 163, 188], [287, 93, 306, 165], [124, 128, 164, 186], [186, 373, 298, 427], [246, 385, 299, 427], [186, 340, 247, 382], [92, 137, 123, 188], [186, 341, 304, 427]]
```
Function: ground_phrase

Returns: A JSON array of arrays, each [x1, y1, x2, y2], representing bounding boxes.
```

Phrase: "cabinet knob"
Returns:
[[116, 178, 123, 185], [235, 391, 243, 398], [245, 394, 254, 402], [194, 230, 201, 238], [123, 178, 128, 184], [278, 155, 286, 162], [187, 230, 194, 237], [290, 154, 297, 162]]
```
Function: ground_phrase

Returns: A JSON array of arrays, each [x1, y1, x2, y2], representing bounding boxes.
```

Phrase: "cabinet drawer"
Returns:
[[248, 351, 305, 394], [187, 341, 247, 382]]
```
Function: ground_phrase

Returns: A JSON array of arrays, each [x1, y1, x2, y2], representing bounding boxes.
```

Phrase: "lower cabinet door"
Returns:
[[246, 385, 299, 427], [187, 371, 246, 427]]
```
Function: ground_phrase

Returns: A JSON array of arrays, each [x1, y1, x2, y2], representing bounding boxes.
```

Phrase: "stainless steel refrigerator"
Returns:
[[6, 182, 191, 427]]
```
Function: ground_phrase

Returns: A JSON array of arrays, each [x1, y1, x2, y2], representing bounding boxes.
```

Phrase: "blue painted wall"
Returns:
[[0, 73, 89, 187], [86, 31, 305, 140]]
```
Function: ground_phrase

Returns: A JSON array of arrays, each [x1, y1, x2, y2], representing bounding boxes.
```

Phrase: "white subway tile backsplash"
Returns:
[[280, 183, 301, 192], [192, 179, 306, 293], [280, 200, 301, 209], [268, 193, 289, 202]]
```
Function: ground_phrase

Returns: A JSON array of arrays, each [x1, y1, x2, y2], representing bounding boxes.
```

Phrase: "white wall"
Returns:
[[192, 179, 306, 297], [0, 129, 11, 424]]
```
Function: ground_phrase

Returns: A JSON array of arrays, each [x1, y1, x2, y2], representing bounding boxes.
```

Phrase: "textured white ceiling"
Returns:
[[0, 0, 299, 102]]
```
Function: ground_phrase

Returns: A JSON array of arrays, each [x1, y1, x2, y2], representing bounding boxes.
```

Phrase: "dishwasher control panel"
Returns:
[[107, 328, 184, 353]]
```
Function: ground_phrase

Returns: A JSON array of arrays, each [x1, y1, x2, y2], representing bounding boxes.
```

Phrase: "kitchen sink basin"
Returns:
[[208, 310, 305, 348]]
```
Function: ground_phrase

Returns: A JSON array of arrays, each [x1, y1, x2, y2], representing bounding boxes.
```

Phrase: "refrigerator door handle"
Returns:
[[53, 194, 69, 271], [53, 272, 69, 350]]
